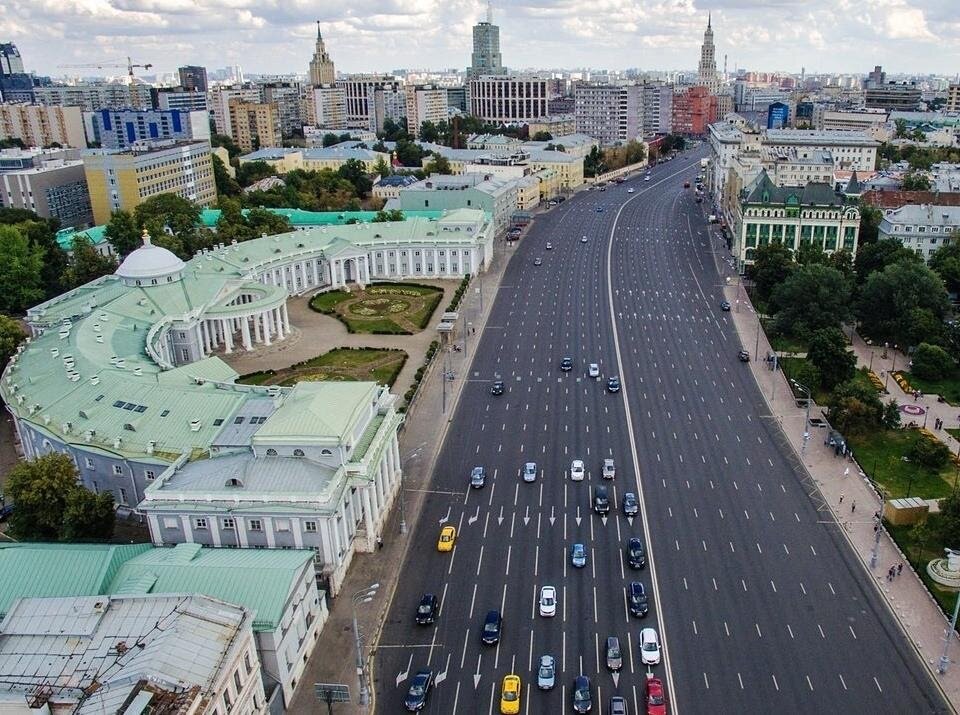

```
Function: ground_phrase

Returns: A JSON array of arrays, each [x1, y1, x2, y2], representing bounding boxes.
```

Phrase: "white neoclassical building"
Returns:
[[2, 209, 492, 594]]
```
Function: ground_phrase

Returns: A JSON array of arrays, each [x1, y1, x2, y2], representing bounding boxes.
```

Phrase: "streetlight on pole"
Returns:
[[869, 511, 882, 569], [352, 583, 380, 710], [791, 379, 812, 456]]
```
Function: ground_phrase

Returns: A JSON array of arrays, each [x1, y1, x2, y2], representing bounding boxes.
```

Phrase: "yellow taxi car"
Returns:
[[500, 674, 521, 714], [437, 525, 457, 552]]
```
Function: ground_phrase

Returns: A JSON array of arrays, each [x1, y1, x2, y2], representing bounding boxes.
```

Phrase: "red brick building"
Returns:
[[671, 86, 718, 136]]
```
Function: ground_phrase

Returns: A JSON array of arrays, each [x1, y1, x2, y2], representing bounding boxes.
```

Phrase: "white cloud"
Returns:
[[1, 0, 956, 75]]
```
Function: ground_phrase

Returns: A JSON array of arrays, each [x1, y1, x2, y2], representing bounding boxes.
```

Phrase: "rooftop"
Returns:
[[254, 381, 379, 443], [742, 170, 844, 207], [0, 593, 250, 713], [763, 128, 880, 147], [881, 204, 960, 226]]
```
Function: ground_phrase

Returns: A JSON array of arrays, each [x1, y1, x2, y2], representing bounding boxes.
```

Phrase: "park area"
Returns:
[[238, 347, 407, 388], [309, 282, 443, 335]]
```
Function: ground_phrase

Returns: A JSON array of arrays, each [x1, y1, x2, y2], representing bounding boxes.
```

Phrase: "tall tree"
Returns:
[[337, 158, 373, 197], [104, 210, 142, 257], [419, 120, 440, 143], [929, 238, 960, 295], [423, 155, 452, 175], [61, 488, 117, 541], [902, 171, 931, 191], [532, 131, 553, 141], [856, 202, 883, 245], [856, 260, 950, 346], [246, 208, 292, 237], [372, 209, 405, 223], [894, 118, 908, 139], [372, 156, 391, 179], [212, 153, 241, 196], [747, 241, 795, 304], [0, 313, 26, 371], [5, 453, 80, 540], [807, 327, 856, 390], [134, 194, 204, 258], [0, 224, 45, 314], [769, 264, 851, 339], [61, 236, 118, 288], [236, 160, 277, 188], [853, 237, 920, 284], [17, 218, 68, 299]]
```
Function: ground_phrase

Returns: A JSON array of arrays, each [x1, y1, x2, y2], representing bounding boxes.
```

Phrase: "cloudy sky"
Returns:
[[3, 0, 958, 79]]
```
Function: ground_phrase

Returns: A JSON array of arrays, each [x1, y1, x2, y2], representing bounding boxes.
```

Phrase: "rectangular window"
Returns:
[[222, 517, 235, 530], [195, 517, 208, 529], [244, 652, 253, 675], [163, 517, 178, 529], [118, 488, 128, 505], [304, 521, 317, 532], [113, 464, 123, 475], [249, 519, 262, 531], [233, 670, 242, 692], [85, 457, 95, 469], [145, 470, 156, 480]]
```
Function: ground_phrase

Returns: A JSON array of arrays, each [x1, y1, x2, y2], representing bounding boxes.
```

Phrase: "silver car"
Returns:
[[523, 462, 537, 483], [605, 636, 623, 671], [537, 654, 555, 690]]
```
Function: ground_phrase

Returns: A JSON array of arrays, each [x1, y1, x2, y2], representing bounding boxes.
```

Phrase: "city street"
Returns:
[[373, 148, 950, 714]]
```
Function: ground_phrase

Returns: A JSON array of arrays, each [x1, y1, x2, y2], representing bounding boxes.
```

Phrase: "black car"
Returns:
[[481, 609, 502, 645], [593, 485, 610, 515], [572, 675, 593, 713], [607, 376, 621, 393], [415, 593, 438, 625], [738, 350, 751, 362], [490, 380, 504, 396], [628, 581, 649, 617], [627, 537, 647, 569], [560, 357, 573, 372], [719, 300, 731, 311], [621, 492, 638, 517], [404, 668, 433, 711]]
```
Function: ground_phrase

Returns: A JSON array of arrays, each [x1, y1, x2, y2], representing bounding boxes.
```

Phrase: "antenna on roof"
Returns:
[[487, 0, 493, 24]]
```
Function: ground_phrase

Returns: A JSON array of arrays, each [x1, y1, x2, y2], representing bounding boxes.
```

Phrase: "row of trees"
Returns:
[[584, 140, 648, 178], [877, 141, 960, 171]]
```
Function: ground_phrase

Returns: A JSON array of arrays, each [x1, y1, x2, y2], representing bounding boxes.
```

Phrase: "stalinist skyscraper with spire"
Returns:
[[697, 14, 719, 94], [308, 22, 336, 86]]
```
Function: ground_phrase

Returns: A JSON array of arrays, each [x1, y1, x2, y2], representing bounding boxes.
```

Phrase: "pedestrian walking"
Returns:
[[898, 562, 904, 576], [851, 500, 856, 514], [839, 493, 844, 504], [376, 536, 384, 550], [887, 566, 894, 581], [843, 467, 850, 478]]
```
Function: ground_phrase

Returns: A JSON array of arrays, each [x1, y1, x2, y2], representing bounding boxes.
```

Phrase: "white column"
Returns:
[[433, 249, 439, 275], [275, 307, 285, 340], [282, 302, 290, 333], [236, 518, 248, 547], [362, 488, 375, 538], [312, 260, 320, 285], [222, 319, 233, 354], [240, 315, 253, 351], [320, 519, 335, 565], [261, 312, 272, 346], [264, 518, 275, 548], [253, 311, 262, 343], [375, 460, 386, 509], [330, 517, 343, 561]]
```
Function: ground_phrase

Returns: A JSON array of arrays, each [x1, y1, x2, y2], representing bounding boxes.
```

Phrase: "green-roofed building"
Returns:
[[2, 209, 488, 610], [199, 207, 446, 229], [733, 169, 862, 271], [0, 542, 326, 709]]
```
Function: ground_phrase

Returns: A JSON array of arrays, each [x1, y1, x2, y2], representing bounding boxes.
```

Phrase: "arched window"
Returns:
[[321, 448, 333, 456], [225, 477, 244, 488], [293, 449, 305, 457], [266, 448, 278, 456]]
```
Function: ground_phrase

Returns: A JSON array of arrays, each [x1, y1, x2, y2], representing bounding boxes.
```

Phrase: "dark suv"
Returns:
[[560, 357, 573, 371], [415, 593, 438, 625], [490, 380, 504, 396], [593, 485, 610, 514], [621, 492, 638, 517], [481, 610, 502, 645], [628, 581, 649, 617], [627, 537, 647, 569]]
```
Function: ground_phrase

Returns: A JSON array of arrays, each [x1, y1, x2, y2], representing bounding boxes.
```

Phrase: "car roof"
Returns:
[[413, 668, 432, 678], [575, 675, 590, 686], [540, 654, 553, 664], [485, 609, 500, 620]]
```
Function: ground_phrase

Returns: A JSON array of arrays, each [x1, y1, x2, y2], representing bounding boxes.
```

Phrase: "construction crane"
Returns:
[[57, 57, 153, 78]]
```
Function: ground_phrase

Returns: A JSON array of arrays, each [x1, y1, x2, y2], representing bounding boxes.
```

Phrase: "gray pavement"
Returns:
[[286, 235, 516, 714], [721, 270, 960, 709]]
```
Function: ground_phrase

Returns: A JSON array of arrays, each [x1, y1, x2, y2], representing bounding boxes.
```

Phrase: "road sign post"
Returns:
[[314, 683, 350, 715]]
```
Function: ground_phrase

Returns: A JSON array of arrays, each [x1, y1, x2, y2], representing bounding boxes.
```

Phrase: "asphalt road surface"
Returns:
[[374, 149, 950, 715]]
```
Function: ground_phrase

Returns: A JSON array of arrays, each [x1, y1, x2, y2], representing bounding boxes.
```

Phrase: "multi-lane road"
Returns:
[[374, 149, 950, 714]]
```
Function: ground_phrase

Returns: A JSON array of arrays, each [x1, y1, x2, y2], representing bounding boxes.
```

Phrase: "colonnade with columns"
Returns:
[[257, 254, 371, 295], [200, 300, 291, 355]]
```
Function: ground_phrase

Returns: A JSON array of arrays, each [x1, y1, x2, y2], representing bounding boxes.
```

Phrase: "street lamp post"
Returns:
[[791, 379, 812, 456], [352, 583, 380, 710], [398, 466, 407, 535], [938, 586, 960, 674], [870, 512, 882, 569], [754, 314, 762, 361]]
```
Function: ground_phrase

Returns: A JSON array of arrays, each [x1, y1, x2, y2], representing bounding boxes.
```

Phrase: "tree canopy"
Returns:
[[0, 224, 45, 314], [853, 238, 920, 285], [61, 235, 118, 289], [769, 264, 851, 339], [747, 241, 795, 304], [856, 260, 950, 346], [807, 327, 856, 390], [0, 313, 26, 371]]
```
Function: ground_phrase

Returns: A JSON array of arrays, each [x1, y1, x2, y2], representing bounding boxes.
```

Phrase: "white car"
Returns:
[[588, 363, 600, 378], [602, 458, 615, 480], [523, 462, 538, 483], [545, 242, 553, 250], [640, 627, 661, 665], [580, 236, 588, 243], [570, 460, 585, 481], [644, 175, 651, 182], [627, 187, 635, 193], [539, 586, 557, 617]]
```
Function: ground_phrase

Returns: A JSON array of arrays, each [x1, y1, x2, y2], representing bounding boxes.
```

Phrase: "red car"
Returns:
[[646, 676, 667, 715]]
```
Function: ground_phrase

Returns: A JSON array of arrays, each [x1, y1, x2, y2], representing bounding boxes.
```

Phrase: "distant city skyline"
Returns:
[[2, 0, 959, 79]]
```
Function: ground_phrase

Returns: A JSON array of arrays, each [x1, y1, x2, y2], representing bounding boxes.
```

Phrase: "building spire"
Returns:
[[316, 20, 322, 39], [486, 0, 493, 24], [708, 12, 711, 29]]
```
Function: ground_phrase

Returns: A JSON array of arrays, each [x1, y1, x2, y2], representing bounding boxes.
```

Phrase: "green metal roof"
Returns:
[[0, 543, 151, 618], [108, 543, 316, 631], [0, 542, 316, 632], [56, 225, 108, 251], [253, 381, 378, 443], [200, 208, 445, 228]]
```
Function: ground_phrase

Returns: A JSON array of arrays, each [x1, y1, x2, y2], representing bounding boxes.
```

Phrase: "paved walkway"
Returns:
[[717, 261, 960, 709], [286, 237, 517, 714], [221, 280, 458, 399]]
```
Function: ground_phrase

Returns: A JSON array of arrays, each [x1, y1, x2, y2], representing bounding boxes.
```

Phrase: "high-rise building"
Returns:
[[177, 66, 208, 94], [335, 75, 404, 131], [305, 85, 347, 130], [308, 22, 336, 86], [470, 76, 549, 123], [83, 141, 217, 225], [261, 83, 305, 137], [467, 2, 506, 103], [0, 103, 86, 148], [34, 83, 153, 111], [948, 84, 960, 114], [89, 109, 210, 150], [209, 85, 262, 135], [405, 85, 449, 137], [672, 86, 718, 136], [574, 84, 643, 145], [697, 15, 719, 95], [641, 83, 673, 135], [0, 43, 33, 103], [228, 100, 282, 152], [0, 151, 92, 227], [0, 44, 24, 75], [152, 87, 209, 112]]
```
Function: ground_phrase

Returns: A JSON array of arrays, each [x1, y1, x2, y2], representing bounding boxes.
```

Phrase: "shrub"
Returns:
[[909, 435, 950, 470], [912, 342, 955, 381]]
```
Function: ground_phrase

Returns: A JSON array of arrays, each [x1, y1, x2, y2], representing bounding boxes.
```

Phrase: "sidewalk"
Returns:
[[286, 236, 516, 714], [721, 277, 960, 709]]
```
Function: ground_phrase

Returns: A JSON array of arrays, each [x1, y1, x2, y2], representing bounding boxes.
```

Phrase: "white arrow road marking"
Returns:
[[435, 653, 451, 686], [549, 506, 556, 525], [612, 672, 620, 688], [575, 506, 582, 526], [468, 505, 480, 525], [396, 653, 413, 687], [523, 506, 530, 526], [497, 505, 505, 526], [474, 653, 483, 688], [439, 506, 451, 525]]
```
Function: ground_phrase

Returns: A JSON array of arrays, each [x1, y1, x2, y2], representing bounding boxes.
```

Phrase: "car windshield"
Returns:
[[543, 595, 554, 604], [539, 663, 553, 677], [484, 622, 498, 633], [409, 682, 425, 696], [649, 694, 664, 705], [418, 603, 432, 613], [574, 686, 590, 701], [504, 689, 518, 701], [643, 641, 657, 651], [609, 646, 621, 658]]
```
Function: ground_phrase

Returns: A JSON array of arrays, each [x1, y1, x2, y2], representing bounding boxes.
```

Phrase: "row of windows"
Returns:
[[187, 516, 319, 532], [891, 224, 958, 234]]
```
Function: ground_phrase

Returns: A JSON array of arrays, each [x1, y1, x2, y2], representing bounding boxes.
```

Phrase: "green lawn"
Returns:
[[847, 429, 956, 500], [903, 371, 960, 405], [238, 348, 407, 387], [308, 283, 443, 334], [888, 519, 960, 621], [769, 335, 808, 354], [309, 290, 351, 314]]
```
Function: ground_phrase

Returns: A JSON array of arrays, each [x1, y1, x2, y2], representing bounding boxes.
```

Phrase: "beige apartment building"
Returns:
[[0, 103, 86, 148], [229, 100, 282, 153], [405, 84, 449, 137]]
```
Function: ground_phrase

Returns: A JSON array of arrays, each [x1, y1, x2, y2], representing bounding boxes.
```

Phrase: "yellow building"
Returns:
[[534, 167, 561, 200], [528, 151, 583, 189], [238, 146, 390, 174], [83, 141, 217, 225], [0, 103, 86, 148], [228, 100, 281, 153], [515, 175, 541, 210]]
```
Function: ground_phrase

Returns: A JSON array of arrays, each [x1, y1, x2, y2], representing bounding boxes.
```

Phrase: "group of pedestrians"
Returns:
[[887, 562, 904, 582]]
